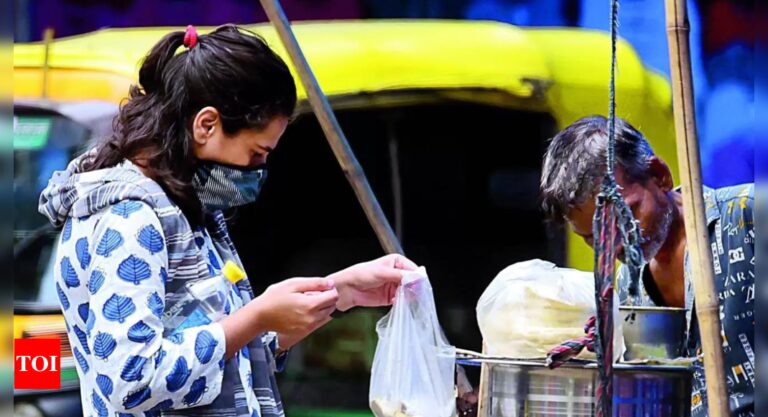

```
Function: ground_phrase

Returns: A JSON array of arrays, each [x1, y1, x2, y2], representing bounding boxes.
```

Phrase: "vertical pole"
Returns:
[[41, 27, 54, 99], [664, 1, 729, 416]]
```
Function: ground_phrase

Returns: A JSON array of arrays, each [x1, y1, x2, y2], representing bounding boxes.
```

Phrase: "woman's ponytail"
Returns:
[[138, 31, 186, 96]]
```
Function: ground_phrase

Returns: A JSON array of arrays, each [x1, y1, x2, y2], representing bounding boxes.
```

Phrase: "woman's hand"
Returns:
[[253, 278, 339, 334], [328, 254, 418, 311], [220, 277, 337, 358]]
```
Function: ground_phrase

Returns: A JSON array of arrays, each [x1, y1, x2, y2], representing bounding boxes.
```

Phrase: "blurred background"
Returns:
[[12, 1, 756, 417]]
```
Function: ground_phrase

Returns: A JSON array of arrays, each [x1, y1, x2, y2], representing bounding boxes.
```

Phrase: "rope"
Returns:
[[591, 0, 646, 415], [604, 0, 643, 297], [607, 0, 618, 178], [592, 201, 616, 417]]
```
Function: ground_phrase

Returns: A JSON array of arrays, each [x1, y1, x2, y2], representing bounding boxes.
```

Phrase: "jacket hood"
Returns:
[[38, 152, 151, 228]]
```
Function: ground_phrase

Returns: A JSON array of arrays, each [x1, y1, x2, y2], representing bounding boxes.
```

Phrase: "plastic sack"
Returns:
[[370, 267, 457, 417], [476, 259, 623, 361]]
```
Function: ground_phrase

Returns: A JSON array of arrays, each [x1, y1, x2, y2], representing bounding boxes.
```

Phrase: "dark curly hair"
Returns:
[[82, 24, 297, 225]]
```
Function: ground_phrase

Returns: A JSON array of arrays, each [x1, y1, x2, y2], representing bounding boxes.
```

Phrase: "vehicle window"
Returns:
[[14, 112, 90, 305]]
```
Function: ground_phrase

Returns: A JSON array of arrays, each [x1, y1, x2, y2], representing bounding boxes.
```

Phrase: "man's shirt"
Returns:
[[618, 184, 755, 417]]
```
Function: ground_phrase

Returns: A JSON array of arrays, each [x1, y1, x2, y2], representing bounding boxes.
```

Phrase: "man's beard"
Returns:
[[639, 199, 674, 261]]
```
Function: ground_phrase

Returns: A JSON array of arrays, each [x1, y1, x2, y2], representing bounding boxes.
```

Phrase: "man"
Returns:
[[539, 115, 754, 417]]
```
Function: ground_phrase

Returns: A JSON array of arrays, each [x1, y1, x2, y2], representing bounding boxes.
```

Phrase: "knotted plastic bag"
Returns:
[[476, 259, 623, 361], [369, 267, 456, 417]]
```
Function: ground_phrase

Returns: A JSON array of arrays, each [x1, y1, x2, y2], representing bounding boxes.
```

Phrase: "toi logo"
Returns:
[[14, 338, 61, 390]]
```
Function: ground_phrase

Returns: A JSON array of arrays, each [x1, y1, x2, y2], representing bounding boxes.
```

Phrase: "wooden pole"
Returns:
[[41, 27, 54, 99], [258, 0, 403, 255], [664, 1, 729, 416], [476, 343, 489, 417]]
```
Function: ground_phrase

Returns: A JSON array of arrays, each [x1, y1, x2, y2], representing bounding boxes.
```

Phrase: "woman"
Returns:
[[39, 25, 416, 417]]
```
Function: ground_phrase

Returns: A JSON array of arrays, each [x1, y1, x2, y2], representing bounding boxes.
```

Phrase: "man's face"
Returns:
[[565, 163, 674, 262]]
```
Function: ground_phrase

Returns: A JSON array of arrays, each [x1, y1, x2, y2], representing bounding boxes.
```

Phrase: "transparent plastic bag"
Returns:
[[369, 267, 457, 417], [476, 259, 623, 361]]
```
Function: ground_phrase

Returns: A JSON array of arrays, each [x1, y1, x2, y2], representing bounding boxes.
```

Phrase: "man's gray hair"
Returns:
[[540, 115, 655, 223]]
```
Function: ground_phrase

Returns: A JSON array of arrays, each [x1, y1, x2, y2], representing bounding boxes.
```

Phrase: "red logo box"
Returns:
[[14, 338, 61, 390]]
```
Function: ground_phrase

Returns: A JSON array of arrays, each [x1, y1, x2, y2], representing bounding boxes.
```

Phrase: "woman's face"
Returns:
[[191, 106, 288, 168]]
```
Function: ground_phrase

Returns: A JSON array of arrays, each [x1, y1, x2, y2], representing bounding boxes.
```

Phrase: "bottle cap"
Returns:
[[222, 260, 246, 284]]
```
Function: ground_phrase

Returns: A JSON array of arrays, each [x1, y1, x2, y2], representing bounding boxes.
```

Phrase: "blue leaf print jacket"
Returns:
[[39, 154, 286, 417]]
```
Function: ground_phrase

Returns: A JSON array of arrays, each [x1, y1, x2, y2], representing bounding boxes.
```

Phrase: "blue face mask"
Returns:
[[193, 162, 267, 212]]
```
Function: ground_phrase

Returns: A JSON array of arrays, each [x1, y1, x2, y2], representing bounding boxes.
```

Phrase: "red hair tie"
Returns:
[[183, 25, 198, 49]]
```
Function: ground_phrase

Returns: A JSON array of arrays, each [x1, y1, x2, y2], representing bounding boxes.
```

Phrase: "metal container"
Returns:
[[620, 306, 688, 361], [471, 359, 691, 417]]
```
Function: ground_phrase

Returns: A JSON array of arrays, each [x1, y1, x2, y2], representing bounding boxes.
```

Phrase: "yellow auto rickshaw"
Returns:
[[13, 20, 677, 417]]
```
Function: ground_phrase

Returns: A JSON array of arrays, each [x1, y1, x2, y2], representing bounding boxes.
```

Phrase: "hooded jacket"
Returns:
[[39, 153, 285, 417]]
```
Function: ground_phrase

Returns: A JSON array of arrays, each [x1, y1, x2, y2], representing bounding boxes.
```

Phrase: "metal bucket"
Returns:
[[476, 359, 691, 417], [620, 306, 688, 361]]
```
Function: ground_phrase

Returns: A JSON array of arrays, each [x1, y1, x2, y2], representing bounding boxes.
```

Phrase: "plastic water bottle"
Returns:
[[163, 260, 246, 335]]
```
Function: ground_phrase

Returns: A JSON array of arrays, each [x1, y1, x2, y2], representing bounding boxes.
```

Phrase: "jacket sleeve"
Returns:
[[85, 201, 227, 413], [262, 332, 289, 373]]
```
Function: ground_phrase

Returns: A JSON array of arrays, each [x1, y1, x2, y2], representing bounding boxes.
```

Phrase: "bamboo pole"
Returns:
[[41, 27, 54, 99], [258, 0, 403, 255], [476, 343, 489, 416], [664, 1, 729, 416]]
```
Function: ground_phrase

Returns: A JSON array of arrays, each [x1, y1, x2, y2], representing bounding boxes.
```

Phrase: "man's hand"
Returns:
[[328, 254, 418, 312]]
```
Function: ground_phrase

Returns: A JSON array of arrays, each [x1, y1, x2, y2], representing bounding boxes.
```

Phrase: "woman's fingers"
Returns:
[[316, 304, 337, 320], [390, 254, 418, 270], [287, 277, 335, 292], [305, 287, 339, 311], [387, 282, 398, 304], [373, 266, 405, 284]]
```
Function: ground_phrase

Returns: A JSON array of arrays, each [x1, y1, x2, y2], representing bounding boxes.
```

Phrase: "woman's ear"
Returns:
[[192, 107, 221, 145], [648, 156, 673, 191]]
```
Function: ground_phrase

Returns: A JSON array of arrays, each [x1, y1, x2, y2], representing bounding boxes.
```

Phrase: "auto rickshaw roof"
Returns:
[[13, 20, 656, 107]]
